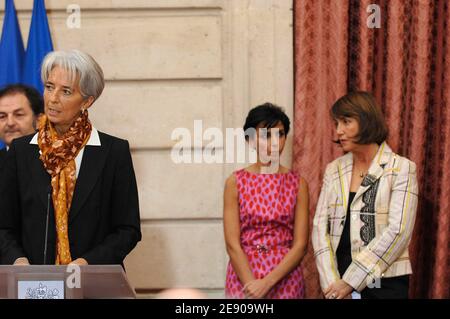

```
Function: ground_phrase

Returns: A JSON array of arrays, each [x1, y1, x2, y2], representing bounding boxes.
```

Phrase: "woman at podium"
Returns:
[[0, 50, 141, 266]]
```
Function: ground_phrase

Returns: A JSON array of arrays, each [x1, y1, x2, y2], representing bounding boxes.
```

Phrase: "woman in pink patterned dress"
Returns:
[[224, 103, 309, 299]]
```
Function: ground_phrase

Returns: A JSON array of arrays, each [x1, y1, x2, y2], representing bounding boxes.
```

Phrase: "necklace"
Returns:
[[359, 171, 367, 178]]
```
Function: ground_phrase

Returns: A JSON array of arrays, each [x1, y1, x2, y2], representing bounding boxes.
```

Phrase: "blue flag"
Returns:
[[22, 0, 53, 94], [0, 0, 25, 87], [0, 0, 25, 149]]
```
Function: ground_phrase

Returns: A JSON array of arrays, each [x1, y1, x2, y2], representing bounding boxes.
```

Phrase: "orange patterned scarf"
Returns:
[[37, 111, 92, 265]]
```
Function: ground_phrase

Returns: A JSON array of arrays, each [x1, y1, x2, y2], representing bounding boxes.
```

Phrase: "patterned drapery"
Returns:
[[293, 0, 449, 299]]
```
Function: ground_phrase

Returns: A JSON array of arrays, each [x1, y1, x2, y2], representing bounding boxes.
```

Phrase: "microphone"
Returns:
[[43, 185, 52, 265]]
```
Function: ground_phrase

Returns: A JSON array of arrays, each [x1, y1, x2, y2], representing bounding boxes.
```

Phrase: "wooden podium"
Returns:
[[0, 265, 136, 299]]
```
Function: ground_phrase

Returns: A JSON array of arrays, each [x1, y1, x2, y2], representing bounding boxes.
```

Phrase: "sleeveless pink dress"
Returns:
[[225, 169, 305, 299]]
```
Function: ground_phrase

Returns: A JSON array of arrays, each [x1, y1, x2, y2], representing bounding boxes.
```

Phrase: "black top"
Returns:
[[336, 192, 356, 277], [0, 132, 141, 265], [0, 148, 6, 170]]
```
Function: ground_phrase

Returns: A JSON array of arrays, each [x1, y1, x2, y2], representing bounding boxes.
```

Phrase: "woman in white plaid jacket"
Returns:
[[312, 92, 419, 299]]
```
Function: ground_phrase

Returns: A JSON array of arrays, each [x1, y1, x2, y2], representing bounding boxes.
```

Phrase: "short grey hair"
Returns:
[[41, 50, 105, 101]]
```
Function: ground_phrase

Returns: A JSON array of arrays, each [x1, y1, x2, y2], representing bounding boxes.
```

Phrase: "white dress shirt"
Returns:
[[29, 128, 101, 178]]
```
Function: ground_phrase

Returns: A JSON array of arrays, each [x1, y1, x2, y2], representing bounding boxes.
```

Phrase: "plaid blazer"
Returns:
[[312, 142, 419, 292]]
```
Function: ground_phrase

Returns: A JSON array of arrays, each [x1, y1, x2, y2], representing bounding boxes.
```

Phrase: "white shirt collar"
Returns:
[[30, 128, 101, 146]]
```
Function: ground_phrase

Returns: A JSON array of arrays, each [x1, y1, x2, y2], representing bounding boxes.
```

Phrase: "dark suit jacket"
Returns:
[[0, 132, 141, 265], [0, 148, 6, 170], [0, 147, 5, 263]]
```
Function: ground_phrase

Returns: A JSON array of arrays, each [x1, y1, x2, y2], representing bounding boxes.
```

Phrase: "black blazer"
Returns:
[[0, 147, 5, 263], [0, 148, 6, 170], [0, 132, 141, 265]]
